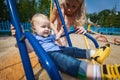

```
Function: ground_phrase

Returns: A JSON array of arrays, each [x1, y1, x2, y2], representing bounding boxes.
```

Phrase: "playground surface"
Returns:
[[0, 34, 120, 80]]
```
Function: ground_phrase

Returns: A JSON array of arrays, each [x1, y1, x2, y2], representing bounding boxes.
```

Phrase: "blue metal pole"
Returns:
[[6, 0, 35, 80], [61, 29, 99, 48], [85, 33, 99, 48], [54, 0, 72, 47], [24, 32, 62, 80]]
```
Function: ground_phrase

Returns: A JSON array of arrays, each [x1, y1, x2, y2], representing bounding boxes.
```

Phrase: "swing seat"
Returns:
[[91, 44, 111, 64]]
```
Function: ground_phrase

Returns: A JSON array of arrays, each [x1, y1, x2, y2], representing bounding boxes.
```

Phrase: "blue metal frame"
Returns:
[[23, 32, 62, 80], [61, 29, 99, 48], [84, 33, 99, 48], [6, 0, 62, 80], [6, 0, 99, 80], [54, 0, 72, 47], [6, 0, 35, 80]]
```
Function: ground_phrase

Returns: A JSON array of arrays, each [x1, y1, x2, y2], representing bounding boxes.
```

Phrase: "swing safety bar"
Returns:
[[61, 29, 99, 48], [54, 0, 73, 47]]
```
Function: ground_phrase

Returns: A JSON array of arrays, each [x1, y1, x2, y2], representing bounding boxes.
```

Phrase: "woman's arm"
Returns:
[[55, 26, 64, 40], [50, 7, 58, 34], [50, 7, 58, 23]]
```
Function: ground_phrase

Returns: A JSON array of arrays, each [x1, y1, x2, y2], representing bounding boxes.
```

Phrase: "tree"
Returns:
[[1, 0, 51, 22], [38, 0, 51, 17], [87, 9, 120, 28], [0, 0, 9, 21], [98, 9, 111, 27], [112, 12, 120, 27], [87, 13, 98, 24], [16, 0, 37, 22]]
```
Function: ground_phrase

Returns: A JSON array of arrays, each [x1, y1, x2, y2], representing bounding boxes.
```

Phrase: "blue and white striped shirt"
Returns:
[[33, 34, 61, 52]]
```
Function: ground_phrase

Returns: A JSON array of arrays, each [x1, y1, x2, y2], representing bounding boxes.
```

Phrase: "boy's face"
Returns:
[[33, 17, 50, 37]]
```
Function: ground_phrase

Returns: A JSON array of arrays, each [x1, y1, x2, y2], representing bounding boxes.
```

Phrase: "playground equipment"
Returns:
[[6, 0, 62, 80], [101, 64, 120, 79], [6, 0, 112, 80]]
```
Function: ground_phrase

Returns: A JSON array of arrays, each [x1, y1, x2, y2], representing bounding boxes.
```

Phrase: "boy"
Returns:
[[11, 13, 117, 80]]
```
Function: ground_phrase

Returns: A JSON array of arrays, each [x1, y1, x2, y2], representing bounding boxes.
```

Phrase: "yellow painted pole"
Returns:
[[82, 35, 90, 49], [82, 24, 91, 49], [85, 24, 96, 64], [50, 0, 53, 17]]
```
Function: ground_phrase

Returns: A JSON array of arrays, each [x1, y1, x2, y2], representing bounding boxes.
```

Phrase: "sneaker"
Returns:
[[114, 64, 120, 79], [91, 44, 111, 64], [101, 64, 120, 80], [101, 64, 112, 79]]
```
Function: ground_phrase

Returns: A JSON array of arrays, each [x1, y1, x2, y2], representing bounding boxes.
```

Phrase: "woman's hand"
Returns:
[[75, 27, 86, 34], [10, 24, 16, 36]]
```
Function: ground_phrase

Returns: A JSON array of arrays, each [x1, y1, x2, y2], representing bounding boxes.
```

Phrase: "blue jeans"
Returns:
[[48, 47, 88, 78]]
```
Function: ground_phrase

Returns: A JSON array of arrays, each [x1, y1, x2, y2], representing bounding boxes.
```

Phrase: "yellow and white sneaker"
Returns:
[[91, 44, 111, 64], [101, 64, 120, 80]]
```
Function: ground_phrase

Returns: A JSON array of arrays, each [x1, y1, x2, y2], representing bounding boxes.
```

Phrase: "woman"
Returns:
[[50, 0, 87, 46]]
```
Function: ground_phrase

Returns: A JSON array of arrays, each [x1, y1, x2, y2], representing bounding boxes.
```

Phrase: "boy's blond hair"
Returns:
[[31, 13, 49, 26], [59, 0, 87, 27]]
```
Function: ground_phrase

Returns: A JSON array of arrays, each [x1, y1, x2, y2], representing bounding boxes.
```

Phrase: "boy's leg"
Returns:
[[87, 64, 120, 80], [61, 44, 111, 64], [86, 64, 94, 80], [48, 51, 120, 80], [87, 64, 101, 80], [61, 47, 87, 58], [48, 51, 88, 79]]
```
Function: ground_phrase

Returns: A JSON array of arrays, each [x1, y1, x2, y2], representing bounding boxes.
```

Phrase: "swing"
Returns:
[[6, 0, 113, 80]]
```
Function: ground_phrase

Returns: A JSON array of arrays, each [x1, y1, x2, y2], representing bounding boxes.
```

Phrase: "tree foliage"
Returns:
[[37, 0, 51, 17], [16, 0, 38, 22], [1, 0, 120, 27], [1, 0, 51, 22], [87, 9, 120, 28], [0, 0, 9, 21]]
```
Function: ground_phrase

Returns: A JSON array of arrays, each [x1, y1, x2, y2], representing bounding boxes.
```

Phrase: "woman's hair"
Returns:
[[75, 0, 87, 27], [59, 0, 87, 27]]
